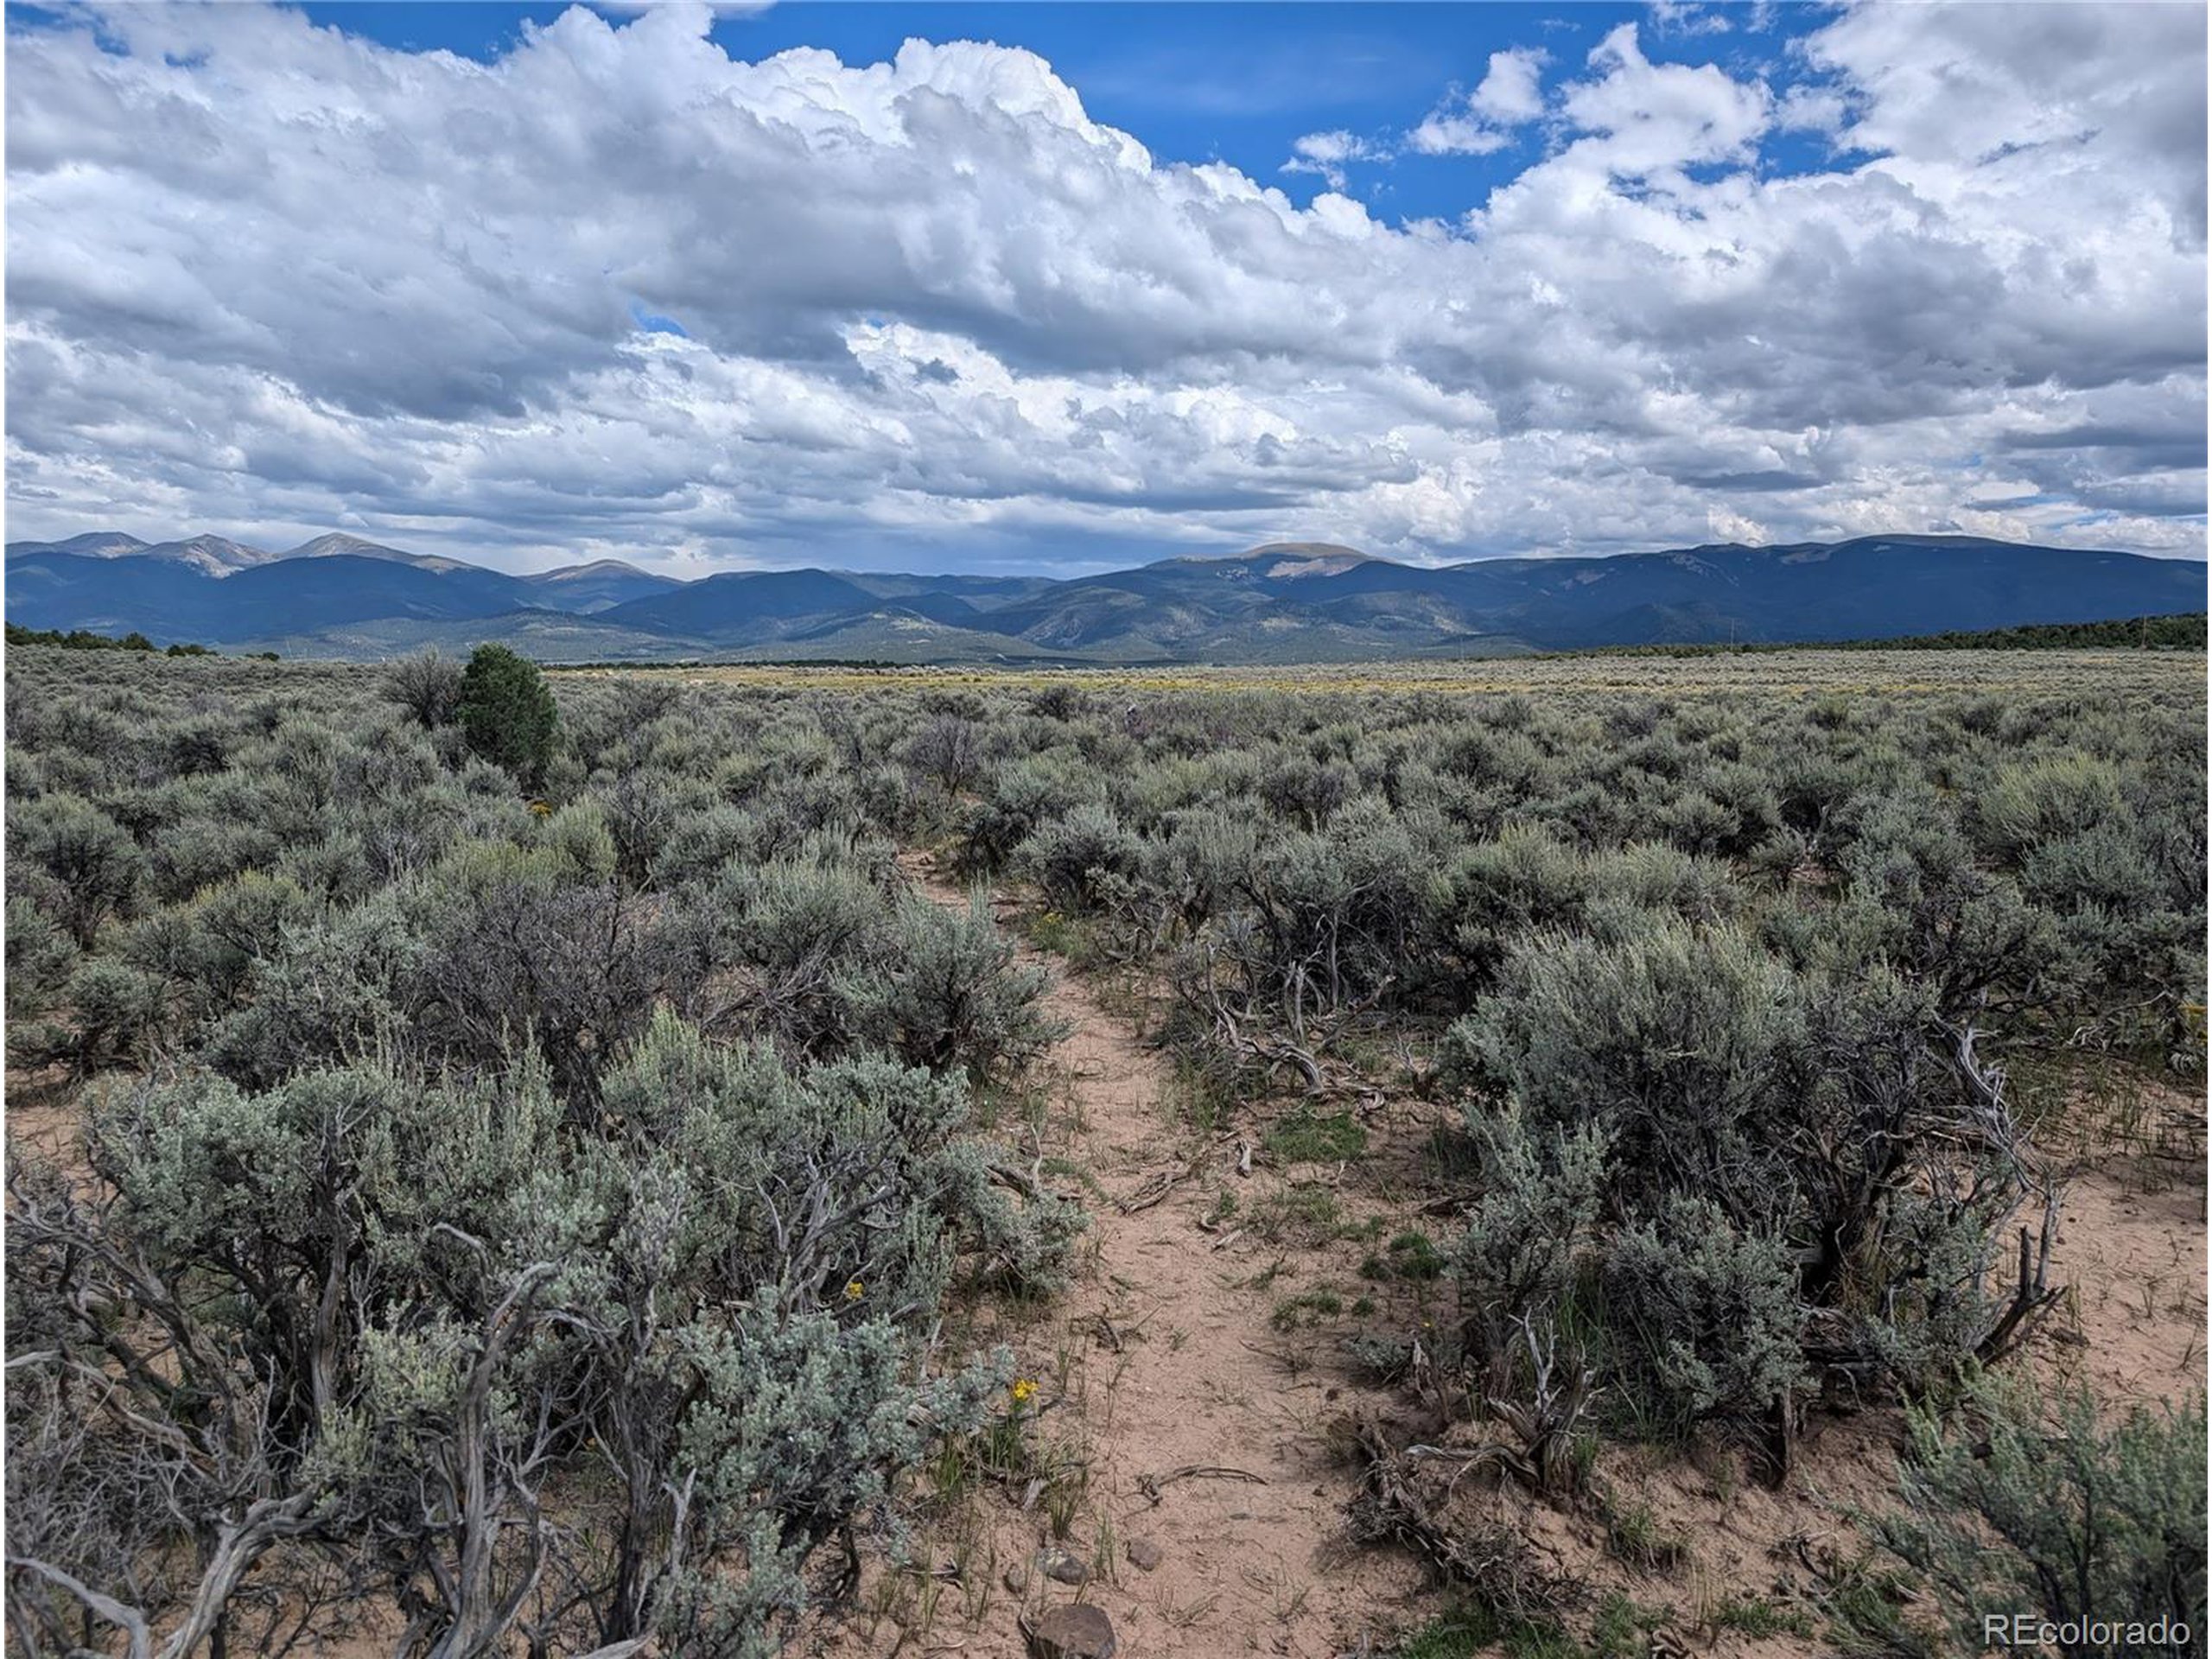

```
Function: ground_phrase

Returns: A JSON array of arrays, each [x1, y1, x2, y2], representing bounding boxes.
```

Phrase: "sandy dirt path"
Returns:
[[850, 855, 1416, 1658]]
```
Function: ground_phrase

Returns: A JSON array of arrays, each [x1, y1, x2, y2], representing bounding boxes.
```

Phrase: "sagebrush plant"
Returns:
[[1448, 1103, 1609, 1384], [8, 789, 143, 945], [835, 889, 1070, 1085], [1445, 917, 1811, 1221], [1017, 798, 1146, 915], [1872, 1370, 2208, 1653], [1599, 1195, 1808, 1430], [383, 646, 467, 730], [3, 654, 1095, 1656], [1441, 908, 2070, 1425], [8, 1016, 1063, 1657]]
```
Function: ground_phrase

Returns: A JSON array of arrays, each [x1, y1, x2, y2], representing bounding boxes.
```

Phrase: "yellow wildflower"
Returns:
[[843, 1280, 865, 1302], [1010, 1377, 1039, 1407]]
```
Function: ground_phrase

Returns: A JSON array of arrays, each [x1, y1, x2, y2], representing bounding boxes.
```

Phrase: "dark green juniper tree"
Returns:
[[457, 643, 558, 788]]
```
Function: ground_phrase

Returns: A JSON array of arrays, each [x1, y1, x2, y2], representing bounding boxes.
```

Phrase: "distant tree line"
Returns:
[[1837, 613, 2208, 651], [6, 621, 276, 658], [1573, 613, 2206, 659]]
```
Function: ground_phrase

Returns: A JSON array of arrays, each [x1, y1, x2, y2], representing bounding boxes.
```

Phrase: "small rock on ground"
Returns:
[[1028, 1603, 1116, 1659], [1035, 1545, 1089, 1586], [1125, 1538, 1164, 1572]]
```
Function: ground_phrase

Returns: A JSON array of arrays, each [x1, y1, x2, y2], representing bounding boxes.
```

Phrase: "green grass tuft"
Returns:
[[1263, 1106, 1368, 1163]]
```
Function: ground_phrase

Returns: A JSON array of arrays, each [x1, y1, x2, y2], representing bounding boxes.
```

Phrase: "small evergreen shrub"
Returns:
[[1445, 918, 1808, 1221], [837, 891, 1065, 1084], [10, 791, 144, 945], [1451, 1105, 1609, 1376], [1019, 801, 1144, 915]]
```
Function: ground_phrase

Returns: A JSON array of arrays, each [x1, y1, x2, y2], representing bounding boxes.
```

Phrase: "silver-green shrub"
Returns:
[[1600, 1195, 1807, 1428], [1874, 1371, 2207, 1652]]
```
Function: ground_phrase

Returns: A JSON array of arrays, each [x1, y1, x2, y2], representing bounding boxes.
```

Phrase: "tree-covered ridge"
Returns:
[[1852, 613, 2208, 651]]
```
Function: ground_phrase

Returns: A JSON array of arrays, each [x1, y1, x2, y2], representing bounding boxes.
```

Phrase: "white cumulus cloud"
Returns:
[[1409, 48, 1549, 156], [1281, 128, 1384, 189]]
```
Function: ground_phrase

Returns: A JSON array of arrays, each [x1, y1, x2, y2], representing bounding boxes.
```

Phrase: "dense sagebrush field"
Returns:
[[5, 645, 2206, 1659]]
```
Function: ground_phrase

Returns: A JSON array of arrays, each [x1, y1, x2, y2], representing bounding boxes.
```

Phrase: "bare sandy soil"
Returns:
[[2036, 1152, 2207, 1408], [5, 1069, 84, 1173]]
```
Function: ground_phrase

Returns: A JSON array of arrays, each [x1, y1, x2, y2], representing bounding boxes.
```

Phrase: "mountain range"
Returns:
[[5, 531, 2203, 664]]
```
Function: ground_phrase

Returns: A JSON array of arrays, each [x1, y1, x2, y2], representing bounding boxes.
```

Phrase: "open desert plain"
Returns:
[[6, 642, 2204, 1657]]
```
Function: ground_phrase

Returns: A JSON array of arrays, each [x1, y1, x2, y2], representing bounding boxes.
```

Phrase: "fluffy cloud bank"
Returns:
[[5, 1, 2204, 572]]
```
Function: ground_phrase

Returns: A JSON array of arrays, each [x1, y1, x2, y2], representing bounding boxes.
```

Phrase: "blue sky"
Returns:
[[6, 2, 2205, 574], [300, 2, 1844, 223]]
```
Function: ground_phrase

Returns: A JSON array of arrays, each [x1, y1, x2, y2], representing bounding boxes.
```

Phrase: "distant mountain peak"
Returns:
[[141, 534, 278, 576], [1171, 540, 1377, 567], [536, 558, 652, 580], [283, 532, 479, 574], [1160, 541, 1383, 582], [4, 528, 270, 575], [288, 532, 405, 558], [1246, 541, 1374, 561], [2, 530, 151, 561], [1247, 543, 1378, 580], [518, 558, 682, 614]]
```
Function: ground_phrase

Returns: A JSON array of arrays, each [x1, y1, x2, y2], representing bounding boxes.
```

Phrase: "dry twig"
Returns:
[[1135, 1465, 1269, 1503]]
